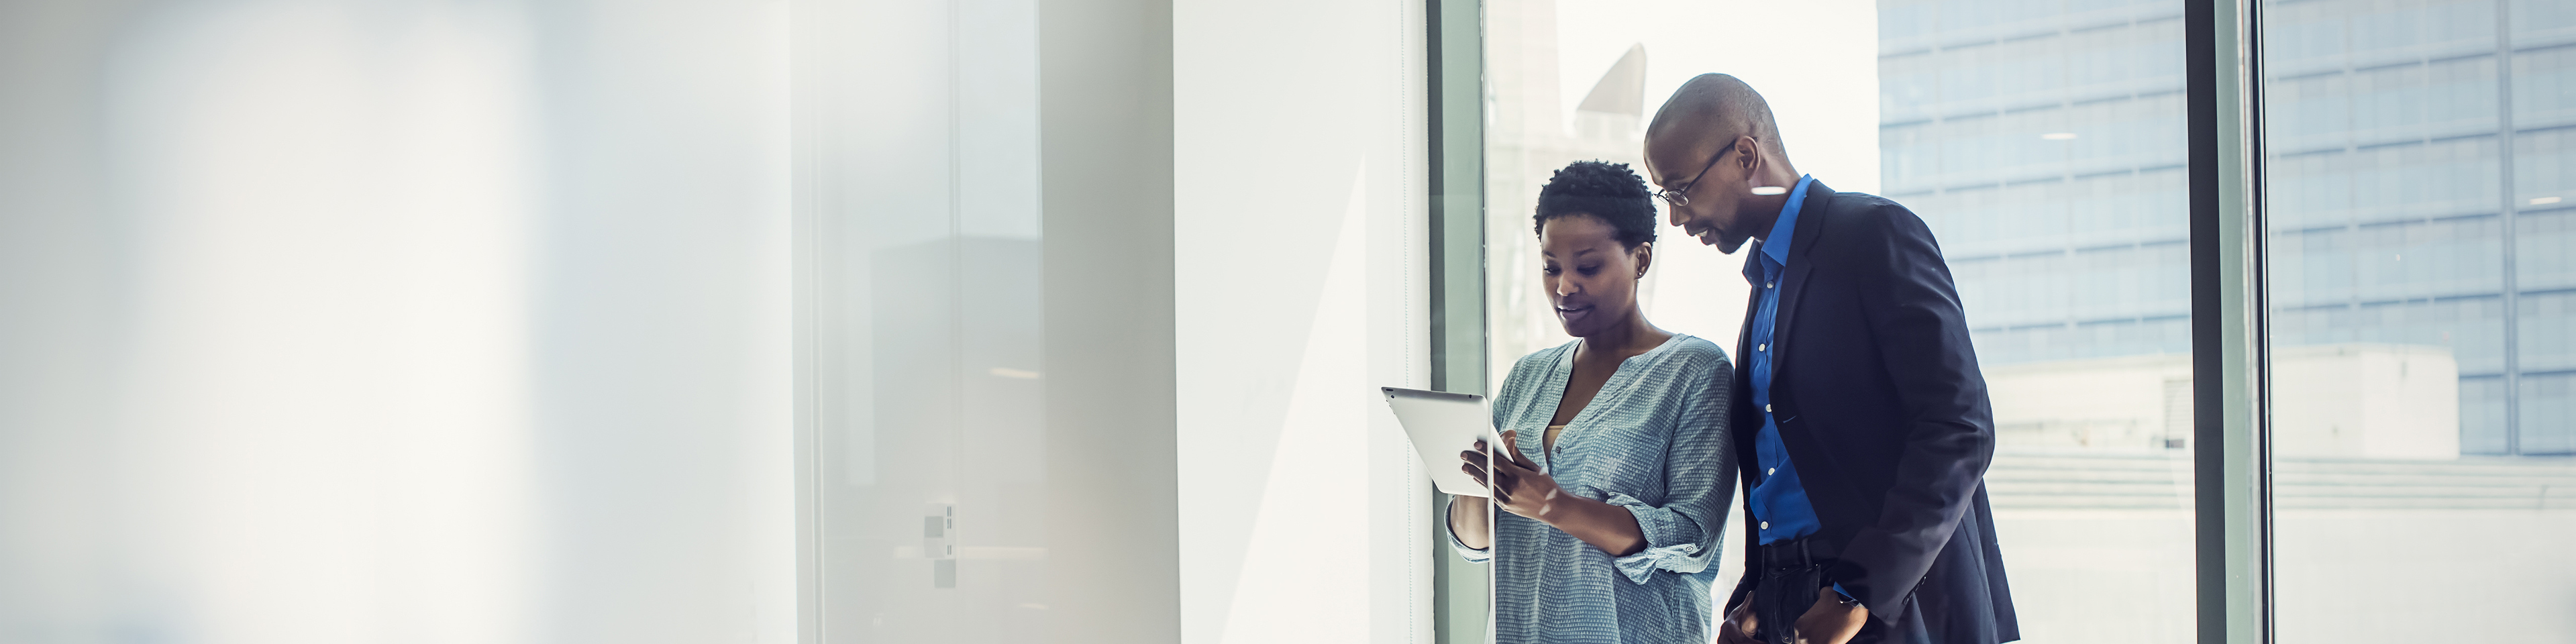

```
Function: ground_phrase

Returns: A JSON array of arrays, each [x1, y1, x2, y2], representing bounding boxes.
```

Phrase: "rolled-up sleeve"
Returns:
[[1605, 360, 1735, 584]]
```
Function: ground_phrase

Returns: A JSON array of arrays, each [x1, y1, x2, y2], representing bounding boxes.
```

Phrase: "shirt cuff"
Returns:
[[1443, 496, 1492, 563], [1832, 583, 1863, 608], [1602, 491, 1710, 584]]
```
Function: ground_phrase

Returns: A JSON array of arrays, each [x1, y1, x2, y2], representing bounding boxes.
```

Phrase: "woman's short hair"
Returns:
[[1533, 160, 1657, 249]]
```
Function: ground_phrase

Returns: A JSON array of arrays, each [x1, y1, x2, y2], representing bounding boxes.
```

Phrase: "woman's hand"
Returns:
[[1459, 429, 1649, 557], [1449, 436, 1508, 551], [1474, 429, 1568, 520]]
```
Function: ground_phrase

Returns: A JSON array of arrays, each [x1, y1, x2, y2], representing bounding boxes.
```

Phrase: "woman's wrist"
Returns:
[[1531, 490, 1590, 528]]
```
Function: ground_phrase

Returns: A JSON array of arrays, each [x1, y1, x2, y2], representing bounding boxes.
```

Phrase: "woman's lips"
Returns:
[[1556, 305, 1594, 324]]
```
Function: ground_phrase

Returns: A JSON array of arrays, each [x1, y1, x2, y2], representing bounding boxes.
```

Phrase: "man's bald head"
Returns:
[[1647, 73, 1784, 157], [1643, 73, 1801, 254]]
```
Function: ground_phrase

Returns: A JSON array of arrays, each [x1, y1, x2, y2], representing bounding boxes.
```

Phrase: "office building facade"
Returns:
[[1882, 0, 2575, 455]]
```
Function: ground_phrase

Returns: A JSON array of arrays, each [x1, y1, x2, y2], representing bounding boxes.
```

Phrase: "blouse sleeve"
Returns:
[[1604, 354, 1735, 584]]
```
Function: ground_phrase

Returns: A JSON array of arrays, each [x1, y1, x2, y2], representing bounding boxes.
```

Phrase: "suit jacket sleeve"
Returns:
[[1828, 204, 1997, 624]]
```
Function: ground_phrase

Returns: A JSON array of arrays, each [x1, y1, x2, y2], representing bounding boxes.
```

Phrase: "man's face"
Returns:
[[1645, 133, 1757, 254]]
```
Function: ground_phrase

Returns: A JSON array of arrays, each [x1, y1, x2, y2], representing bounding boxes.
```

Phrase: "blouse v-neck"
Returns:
[[1534, 335, 1683, 467]]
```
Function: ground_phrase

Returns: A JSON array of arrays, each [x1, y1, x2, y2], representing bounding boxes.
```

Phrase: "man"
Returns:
[[1641, 74, 2017, 644]]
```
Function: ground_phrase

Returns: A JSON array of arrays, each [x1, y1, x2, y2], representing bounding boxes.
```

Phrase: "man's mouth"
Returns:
[[1682, 223, 1719, 246]]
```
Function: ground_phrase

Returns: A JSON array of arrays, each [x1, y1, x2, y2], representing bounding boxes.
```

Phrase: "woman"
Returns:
[[1450, 160, 1736, 643]]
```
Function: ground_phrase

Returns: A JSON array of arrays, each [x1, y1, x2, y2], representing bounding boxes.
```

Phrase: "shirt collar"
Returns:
[[1759, 174, 1817, 268]]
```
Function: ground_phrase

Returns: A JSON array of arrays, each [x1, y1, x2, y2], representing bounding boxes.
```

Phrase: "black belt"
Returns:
[[1755, 535, 1839, 572]]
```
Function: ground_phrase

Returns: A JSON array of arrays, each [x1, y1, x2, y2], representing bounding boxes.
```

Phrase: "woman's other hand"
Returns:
[[1449, 439, 1504, 550], [1458, 439, 1495, 491], [1457, 435, 1513, 502]]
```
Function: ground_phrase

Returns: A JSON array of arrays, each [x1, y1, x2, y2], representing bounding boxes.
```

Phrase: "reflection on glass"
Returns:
[[2263, 0, 2576, 639], [1483, 1, 2195, 642]]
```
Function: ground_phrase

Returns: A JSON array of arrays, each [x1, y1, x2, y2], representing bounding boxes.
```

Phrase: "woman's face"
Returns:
[[1539, 214, 1649, 338]]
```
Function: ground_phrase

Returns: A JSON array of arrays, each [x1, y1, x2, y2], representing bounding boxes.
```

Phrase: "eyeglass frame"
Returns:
[[1651, 137, 1748, 207]]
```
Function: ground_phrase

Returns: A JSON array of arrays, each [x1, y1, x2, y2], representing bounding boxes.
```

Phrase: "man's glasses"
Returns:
[[1651, 140, 1742, 207]]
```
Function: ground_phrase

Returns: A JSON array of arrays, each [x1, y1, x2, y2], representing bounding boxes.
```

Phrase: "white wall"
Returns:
[[0, 1, 797, 642], [1173, 0, 1434, 641]]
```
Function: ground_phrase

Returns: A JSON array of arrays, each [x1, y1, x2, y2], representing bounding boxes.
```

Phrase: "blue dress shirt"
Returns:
[[1748, 174, 1820, 547], [1746, 174, 1857, 606]]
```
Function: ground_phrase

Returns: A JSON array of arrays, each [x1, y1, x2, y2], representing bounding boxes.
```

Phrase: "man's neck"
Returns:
[[1745, 170, 1804, 246]]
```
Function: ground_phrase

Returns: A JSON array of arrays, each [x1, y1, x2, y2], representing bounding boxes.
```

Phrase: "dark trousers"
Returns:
[[1752, 538, 1886, 644]]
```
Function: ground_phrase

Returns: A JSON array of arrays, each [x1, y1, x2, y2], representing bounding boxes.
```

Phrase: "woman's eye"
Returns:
[[1576, 266, 1600, 276]]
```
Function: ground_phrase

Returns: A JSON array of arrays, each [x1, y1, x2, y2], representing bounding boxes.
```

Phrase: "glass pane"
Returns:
[[2263, 0, 2576, 640], [807, 0, 1052, 639], [1477, 1, 2191, 641], [0, 3, 799, 641], [1882, 2, 2197, 642]]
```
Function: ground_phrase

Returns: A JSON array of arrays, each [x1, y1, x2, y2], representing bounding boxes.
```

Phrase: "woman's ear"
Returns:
[[1633, 241, 1653, 279]]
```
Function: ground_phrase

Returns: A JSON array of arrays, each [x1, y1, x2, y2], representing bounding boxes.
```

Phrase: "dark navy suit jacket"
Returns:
[[1720, 181, 2019, 644]]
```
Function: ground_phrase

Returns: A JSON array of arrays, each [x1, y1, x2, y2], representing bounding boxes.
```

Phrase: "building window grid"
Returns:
[[1888, 0, 2569, 454]]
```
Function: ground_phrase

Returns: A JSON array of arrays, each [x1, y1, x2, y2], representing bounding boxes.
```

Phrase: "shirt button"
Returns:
[[1765, 404, 1772, 413], [1767, 468, 1777, 476], [1760, 521, 1770, 530], [1758, 343, 1767, 352], [1766, 282, 1775, 288]]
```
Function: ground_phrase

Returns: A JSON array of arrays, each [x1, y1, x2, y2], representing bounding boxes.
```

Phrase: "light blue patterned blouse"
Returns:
[[1450, 334, 1736, 644]]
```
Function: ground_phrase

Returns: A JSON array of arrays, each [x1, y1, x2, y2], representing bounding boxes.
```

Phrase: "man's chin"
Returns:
[[1714, 235, 1751, 254]]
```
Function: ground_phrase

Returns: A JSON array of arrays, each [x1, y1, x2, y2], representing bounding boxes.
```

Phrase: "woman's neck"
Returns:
[[1578, 309, 1667, 359]]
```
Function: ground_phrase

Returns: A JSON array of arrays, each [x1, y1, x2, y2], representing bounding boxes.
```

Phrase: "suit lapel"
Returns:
[[1735, 250, 1763, 472], [1769, 181, 1835, 382]]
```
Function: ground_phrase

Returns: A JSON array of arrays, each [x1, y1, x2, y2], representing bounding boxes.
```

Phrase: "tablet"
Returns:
[[1381, 386, 1503, 497]]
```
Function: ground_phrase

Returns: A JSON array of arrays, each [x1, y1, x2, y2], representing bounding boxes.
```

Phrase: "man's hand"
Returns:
[[1791, 587, 1869, 644], [1714, 599, 1761, 644]]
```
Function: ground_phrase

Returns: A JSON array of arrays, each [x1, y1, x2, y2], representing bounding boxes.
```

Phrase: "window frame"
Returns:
[[2186, 0, 2275, 641]]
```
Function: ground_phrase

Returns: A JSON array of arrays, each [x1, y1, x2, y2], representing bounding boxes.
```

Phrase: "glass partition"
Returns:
[[2260, 0, 2576, 640], [801, 0, 1052, 639]]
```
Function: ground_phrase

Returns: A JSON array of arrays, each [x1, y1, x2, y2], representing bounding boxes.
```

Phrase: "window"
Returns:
[[1465, 1, 2197, 641], [2262, 0, 2576, 639]]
